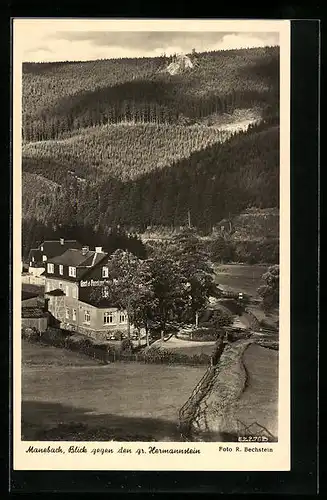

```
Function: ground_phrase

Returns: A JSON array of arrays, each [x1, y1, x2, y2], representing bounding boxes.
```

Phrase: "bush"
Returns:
[[189, 327, 221, 341], [21, 326, 39, 340], [227, 330, 252, 342], [144, 346, 210, 365], [233, 238, 279, 264], [210, 236, 235, 263], [209, 309, 233, 328], [257, 265, 279, 311], [120, 338, 133, 352]]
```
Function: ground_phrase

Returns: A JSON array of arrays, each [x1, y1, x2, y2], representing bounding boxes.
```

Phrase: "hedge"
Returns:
[[24, 327, 211, 366]]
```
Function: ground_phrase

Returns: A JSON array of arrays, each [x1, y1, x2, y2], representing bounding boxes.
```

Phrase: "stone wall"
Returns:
[[190, 340, 252, 441], [179, 339, 254, 441]]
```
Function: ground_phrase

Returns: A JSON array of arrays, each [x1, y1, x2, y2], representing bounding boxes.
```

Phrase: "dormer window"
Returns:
[[68, 266, 76, 277], [102, 286, 109, 298], [59, 264, 63, 275], [102, 266, 109, 278], [47, 263, 54, 274]]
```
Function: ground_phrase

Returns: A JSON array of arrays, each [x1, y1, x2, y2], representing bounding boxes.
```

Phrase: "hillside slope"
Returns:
[[22, 46, 279, 141], [22, 123, 235, 182], [22, 121, 279, 231], [22, 47, 280, 237]]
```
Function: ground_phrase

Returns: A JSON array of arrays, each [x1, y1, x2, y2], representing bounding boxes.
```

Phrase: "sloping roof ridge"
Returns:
[[41, 239, 79, 245], [91, 252, 98, 267]]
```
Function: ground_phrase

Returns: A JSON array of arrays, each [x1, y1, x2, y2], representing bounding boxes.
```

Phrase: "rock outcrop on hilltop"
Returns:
[[165, 54, 194, 75]]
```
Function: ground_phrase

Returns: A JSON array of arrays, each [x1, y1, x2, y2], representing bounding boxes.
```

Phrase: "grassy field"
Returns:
[[22, 340, 206, 441], [189, 340, 278, 441], [232, 343, 279, 437], [148, 337, 216, 357], [214, 264, 269, 297]]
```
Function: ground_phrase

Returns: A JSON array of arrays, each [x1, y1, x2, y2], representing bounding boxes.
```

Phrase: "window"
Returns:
[[102, 286, 109, 298], [29, 261, 33, 267], [69, 266, 76, 277], [47, 263, 54, 274], [104, 312, 114, 324], [65, 285, 69, 297], [32, 256, 35, 262], [40, 246, 43, 251], [119, 314, 126, 323], [65, 308, 69, 320], [72, 309, 76, 321], [42, 255, 47, 262], [84, 310, 90, 324], [72, 287, 77, 299], [102, 266, 109, 278], [59, 264, 63, 275]]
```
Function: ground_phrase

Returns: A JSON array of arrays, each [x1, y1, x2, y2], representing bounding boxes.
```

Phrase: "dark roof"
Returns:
[[48, 249, 108, 268], [45, 289, 66, 296], [82, 296, 120, 309], [28, 249, 42, 261], [22, 307, 47, 318], [22, 296, 47, 308], [28, 240, 82, 265], [22, 290, 40, 301]]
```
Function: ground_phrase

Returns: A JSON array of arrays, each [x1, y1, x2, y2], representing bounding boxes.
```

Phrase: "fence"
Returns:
[[22, 317, 48, 333], [28, 331, 211, 367], [178, 366, 215, 440], [178, 338, 225, 440]]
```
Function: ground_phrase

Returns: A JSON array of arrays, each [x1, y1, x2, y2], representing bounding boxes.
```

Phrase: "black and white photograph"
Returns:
[[13, 19, 291, 471]]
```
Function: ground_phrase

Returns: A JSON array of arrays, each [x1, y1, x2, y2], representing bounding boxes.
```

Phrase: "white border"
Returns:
[[13, 18, 291, 471]]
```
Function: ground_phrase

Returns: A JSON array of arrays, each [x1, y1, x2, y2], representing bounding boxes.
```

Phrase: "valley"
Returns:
[[22, 45, 280, 259]]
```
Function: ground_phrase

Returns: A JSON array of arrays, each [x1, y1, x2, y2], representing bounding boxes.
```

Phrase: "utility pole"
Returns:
[[188, 209, 191, 229]]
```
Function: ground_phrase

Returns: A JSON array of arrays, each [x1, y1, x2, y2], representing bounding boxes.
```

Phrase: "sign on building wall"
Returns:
[[80, 279, 110, 288]]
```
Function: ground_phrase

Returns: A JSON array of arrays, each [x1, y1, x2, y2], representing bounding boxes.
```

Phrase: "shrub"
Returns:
[[144, 346, 210, 365], [209, 309, 233, 328], [233, 238, 279, 264], [210, 236, 235, 263], [189, 327, 220, 341], [21, 326, 39, 340], [257, 265, 279, 311], [227, 330, 252, 342], [120, 338, 133, 352]]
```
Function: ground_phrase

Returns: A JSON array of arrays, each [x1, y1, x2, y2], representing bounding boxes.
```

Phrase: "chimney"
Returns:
[[95, 246, 103, 253], [82, 246, 89, 255], [60, 238, 64, 245]]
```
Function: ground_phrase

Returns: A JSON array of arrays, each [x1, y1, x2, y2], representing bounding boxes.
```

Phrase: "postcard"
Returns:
[[12, 18, 290, 471]]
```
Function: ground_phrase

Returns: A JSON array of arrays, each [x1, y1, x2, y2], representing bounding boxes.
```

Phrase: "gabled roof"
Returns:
[[33, 240, 82, 260], [22, 289, 40, 301], [22, 296, 47, 308], [45, 289, 66, 296], [22, 307, 47, 318], [48, 248, 108, 268], [28, 249, 42, 261]]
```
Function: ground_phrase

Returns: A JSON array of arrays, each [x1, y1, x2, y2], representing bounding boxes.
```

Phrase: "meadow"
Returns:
[[214, 263, 269, 297], [229, 343, 279, 438], [21, 340, 206, 441]]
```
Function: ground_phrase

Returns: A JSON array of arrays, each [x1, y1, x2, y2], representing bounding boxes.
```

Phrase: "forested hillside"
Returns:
[[22, 46, 280, 245], [22, 46, 279, 141], [23, 123, 235, 182]]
